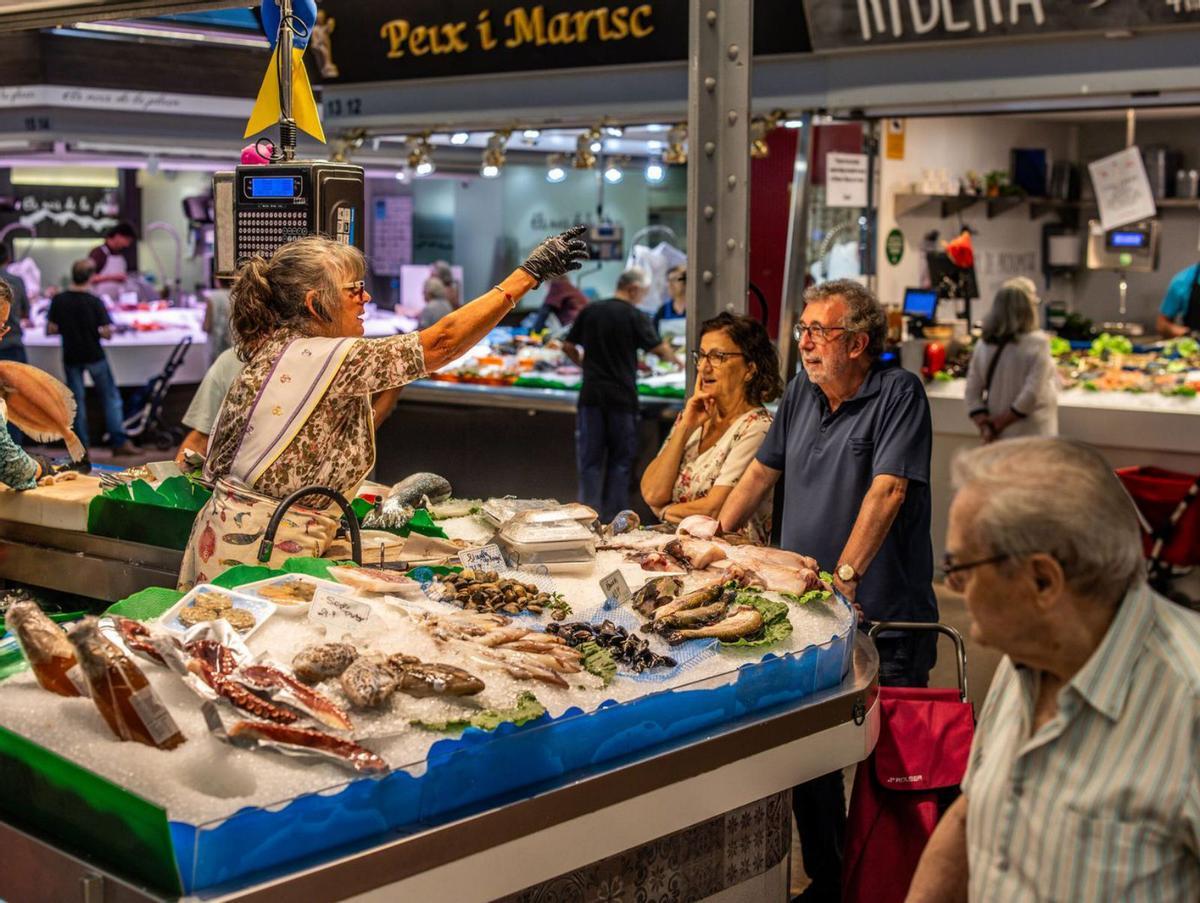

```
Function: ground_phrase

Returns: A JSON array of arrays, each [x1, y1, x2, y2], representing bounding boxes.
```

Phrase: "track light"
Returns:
[[546, 153, 567, 183], [644, 159, 666, 184], [480, 130, 510, 178], [604, 161, 624, 184], [522, 129, 541, 142], [663, 124, 687, 165], [604, 126, 624, 137], [783, 119, 804, 129], [408, 133, 435, 175], [450, 131, 471, 145], [574, 130, 600, 169]]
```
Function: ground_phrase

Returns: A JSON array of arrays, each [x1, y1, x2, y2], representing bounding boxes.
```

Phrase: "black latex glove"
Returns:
[[29, 453, 53, 480], [519, 224, 590, 286]]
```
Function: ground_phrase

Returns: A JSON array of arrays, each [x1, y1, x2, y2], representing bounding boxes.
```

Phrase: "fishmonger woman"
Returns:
[[179, 228, 587, 588]]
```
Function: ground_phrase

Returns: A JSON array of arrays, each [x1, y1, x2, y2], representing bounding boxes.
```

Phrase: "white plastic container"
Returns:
[[496, 517, 597, 568]]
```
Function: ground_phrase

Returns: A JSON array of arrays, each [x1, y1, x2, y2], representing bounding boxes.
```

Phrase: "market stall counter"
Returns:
[[925, 377, 1200, 562], [0, 503, 877, 901]]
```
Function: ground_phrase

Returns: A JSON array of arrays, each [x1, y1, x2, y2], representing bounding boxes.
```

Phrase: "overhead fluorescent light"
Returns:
[[68, 21, 268, 48]]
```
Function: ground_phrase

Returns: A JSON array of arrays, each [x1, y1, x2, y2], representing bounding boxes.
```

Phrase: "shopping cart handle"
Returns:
[[867, 620, 969, 702]]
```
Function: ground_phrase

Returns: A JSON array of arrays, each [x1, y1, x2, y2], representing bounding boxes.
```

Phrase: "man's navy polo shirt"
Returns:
[[756, 364, 937, 624]]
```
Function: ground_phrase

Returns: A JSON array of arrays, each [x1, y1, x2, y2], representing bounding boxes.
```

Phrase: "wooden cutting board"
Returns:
[[0, 474, 103, 532]]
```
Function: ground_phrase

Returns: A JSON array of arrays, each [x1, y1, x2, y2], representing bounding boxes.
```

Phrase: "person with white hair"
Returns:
[[906, 437, 1200, 903], [963, 276, 1058, 441], [564, 267, 679, 520]]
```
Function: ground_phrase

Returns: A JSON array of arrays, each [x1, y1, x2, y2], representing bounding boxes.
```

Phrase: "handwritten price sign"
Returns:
[[308, 588, 373, 634], [600, 569, 632, 610], [458, 544, 507, 573]]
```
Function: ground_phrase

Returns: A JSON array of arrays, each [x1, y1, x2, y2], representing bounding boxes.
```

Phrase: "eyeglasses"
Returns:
[[940, 552, 1010, 592], [691, 349, 745, 368], [793, 322, 852, 344], [668, 273, 686, 283], [342, 280, 367, 299]]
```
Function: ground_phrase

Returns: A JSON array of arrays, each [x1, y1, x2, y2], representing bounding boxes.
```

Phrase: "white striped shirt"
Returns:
[[963, 581, 1200, 902]]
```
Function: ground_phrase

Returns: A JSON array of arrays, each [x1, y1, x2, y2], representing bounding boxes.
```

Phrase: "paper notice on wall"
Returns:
[[371, 195, 413, 277], [826, 152, 869, 207], [1087, 147, 1157, 231], [885, 119, 906, 160]]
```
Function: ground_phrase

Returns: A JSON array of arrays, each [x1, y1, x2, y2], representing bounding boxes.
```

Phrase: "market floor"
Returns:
[[788, 583, 1002, 898]]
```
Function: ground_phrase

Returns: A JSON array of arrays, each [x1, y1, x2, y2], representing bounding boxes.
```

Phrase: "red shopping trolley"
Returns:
[[842, 622, 975, 903], [1115, 466, 1200, 597]]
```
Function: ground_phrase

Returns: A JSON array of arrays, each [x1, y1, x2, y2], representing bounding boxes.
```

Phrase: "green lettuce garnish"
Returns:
[[411, 691, 545, 733], [719, 591, 793, 648], [578, 641, 617, 687]]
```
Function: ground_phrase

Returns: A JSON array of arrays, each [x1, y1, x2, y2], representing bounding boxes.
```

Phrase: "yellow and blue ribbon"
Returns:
[[244, 0, 325, 144]]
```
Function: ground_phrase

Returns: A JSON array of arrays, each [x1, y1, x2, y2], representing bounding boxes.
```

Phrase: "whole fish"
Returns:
[[645, 600, 728, 632], [651, 581, 726, 624], [631, 575, 684, 617], [0, 361, 85, 460], [666, 605, 764, 646], [362, 472, 453, 531]]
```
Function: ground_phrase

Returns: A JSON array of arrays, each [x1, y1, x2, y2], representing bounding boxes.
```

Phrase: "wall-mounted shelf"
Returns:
[[895, 192, 1200, 221]]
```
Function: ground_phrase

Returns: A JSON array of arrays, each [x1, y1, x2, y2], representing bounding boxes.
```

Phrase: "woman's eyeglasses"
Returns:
[[668, 273, 686, 284], [691, 349, 745, 367], [940, 553, 1009, 592], [342, 280, 367, 300], [792, 322, 852, 344]]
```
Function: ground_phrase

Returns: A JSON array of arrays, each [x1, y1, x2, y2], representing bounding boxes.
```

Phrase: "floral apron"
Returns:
[[178, 337, 370, 589]]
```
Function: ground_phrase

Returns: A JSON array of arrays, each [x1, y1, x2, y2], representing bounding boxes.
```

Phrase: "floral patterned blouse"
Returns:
[[205, 329, 426, 508], [663, 406, 773, 544]]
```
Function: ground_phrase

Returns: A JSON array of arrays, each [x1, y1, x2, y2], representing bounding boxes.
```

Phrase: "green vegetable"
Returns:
[[1082, 381, 1099, 392], [1165, 336, 1200, 359], [1049, 336, 1072, 358], [818, 570, 834, 584], [411, 691, 546, 733], [933, 370, 953, 382], [719, 591, 793, 648], [1165, 384, 1198, 398], [577, 641, 617, 687], [1090, 333, 1133, 357]]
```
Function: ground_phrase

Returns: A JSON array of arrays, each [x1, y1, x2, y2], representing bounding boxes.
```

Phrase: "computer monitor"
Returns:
[[925, 251, 979, 301], [903, 287, 938, 321]]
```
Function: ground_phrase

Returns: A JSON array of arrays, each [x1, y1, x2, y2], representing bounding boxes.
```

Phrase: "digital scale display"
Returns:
[[247, 176, 299, 199], [1108, 230, 1149, 249]]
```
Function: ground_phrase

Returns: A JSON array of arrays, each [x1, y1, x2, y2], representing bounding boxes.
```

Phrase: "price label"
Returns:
[[600, 569, 632, 610], [458, 543, 507, 573], [308, 588, 373, 633]]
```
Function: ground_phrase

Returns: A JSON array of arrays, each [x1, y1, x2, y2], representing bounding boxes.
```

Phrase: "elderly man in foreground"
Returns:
[[907, 437, 1200, 902]]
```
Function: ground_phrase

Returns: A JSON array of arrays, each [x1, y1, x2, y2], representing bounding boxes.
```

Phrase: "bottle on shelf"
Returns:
[[7, 601, 86, 698], [68, 618, 186, 750]]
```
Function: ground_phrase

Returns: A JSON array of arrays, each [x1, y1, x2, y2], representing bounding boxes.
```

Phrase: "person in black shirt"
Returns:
[[564, 268, 678, 520], [46, 259, 137, 456]]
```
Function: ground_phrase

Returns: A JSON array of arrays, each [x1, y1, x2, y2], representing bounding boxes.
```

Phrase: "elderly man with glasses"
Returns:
[[907, 437, 1200, 902], [719, 279, 937, 902]]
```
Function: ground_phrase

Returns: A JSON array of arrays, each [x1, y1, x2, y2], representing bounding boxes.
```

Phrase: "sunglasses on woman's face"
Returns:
[[342, 280, 366, 300]]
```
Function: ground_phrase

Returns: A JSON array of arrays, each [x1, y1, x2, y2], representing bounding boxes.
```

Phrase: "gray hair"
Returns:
[[981, 277, 1039, 344], [804, 279, 886, 359], [423, 277, 448, 301], [951, 438, 1144, 602], [616, 267, 650, 293]]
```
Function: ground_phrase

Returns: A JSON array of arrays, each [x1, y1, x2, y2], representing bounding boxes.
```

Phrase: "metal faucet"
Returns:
[[258, 485, 363, 565], [144, 220, 183, 302]]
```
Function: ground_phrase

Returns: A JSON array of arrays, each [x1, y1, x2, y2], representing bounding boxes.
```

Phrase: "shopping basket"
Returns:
[[842, 622, 975, 903], [1115, 466, 1200, 590]]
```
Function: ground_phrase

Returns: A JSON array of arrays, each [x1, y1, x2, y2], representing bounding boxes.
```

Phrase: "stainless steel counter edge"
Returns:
[[0, 520, 183, 602], [401, 379, 684, 414], [0, 635, 878, 903]]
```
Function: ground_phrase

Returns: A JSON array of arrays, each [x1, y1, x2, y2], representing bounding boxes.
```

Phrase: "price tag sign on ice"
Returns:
[[308, 588, 372, 634], [1088, 146, 1157, 231], [600, 569, 632, 610], [458, 544, 507, 573]]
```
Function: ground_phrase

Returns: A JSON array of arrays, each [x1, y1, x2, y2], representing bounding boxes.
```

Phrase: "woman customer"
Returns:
[[652, 264, 687, 336], [640, 312, 782, 543], [179, 228, 587, 589], [964, 276, 1058, 441]]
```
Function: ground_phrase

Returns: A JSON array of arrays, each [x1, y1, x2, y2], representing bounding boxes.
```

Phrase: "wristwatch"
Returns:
[[836, 563, 860, 584]]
